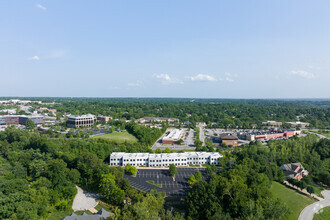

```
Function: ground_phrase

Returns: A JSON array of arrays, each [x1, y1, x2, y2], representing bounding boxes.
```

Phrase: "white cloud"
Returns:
[[224, 72, 235, 82], [128, 80, 143, 87], [28, 56, 40, 61], [36, 4, 47, 11], [153, 74, 182, 84], [186, 74, 219, 82], [289, 70, 315, 79]]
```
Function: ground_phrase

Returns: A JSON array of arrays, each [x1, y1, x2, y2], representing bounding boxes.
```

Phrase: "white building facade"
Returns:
[[109, 152, 223, 167]]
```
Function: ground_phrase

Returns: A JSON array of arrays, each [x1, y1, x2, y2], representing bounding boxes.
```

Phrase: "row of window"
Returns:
[[110, 161, 219, 166]]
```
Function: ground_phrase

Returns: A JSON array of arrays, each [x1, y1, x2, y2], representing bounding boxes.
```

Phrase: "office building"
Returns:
[[109, 152, 223, 167], [0, 115, 45, 125], [67, 114, 96, 128]]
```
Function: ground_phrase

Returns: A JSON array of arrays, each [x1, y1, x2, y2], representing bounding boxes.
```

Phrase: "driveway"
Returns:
[[299, 190, 330, 220], [72, 185, 99, 211]]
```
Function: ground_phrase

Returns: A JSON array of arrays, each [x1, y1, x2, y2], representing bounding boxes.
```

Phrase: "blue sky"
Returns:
[[0, 0, 329, 98]]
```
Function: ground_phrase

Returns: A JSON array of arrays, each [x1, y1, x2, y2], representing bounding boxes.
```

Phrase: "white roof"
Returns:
[[68, 114, 95, 119], [163, 129, 184, 141]]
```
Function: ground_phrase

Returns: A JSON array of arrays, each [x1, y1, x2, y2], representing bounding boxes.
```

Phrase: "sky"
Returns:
[[0, 0, 330, 98]]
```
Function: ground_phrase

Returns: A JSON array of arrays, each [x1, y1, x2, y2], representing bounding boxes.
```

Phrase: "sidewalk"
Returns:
[[283, 181, 323, 201]]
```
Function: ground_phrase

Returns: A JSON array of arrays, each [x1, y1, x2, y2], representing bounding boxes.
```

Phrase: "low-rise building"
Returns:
[[135, 117, 179, 124], [261, 121, 283, 127], [62, 209, 110, 220], [67, 114, 96, 128], [109, 152, 223, 167], [280, 162, 309, 181], [220, 133, 238, 147], [0, 115, 45, 125], [97, 115, 112, 123], [286, 121, 310, 129], [162, 129, 184, 144]]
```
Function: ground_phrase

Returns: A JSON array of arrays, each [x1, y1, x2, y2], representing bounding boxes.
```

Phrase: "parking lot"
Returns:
[[124, 168, 205, 197], [152, 128, 196, 151]]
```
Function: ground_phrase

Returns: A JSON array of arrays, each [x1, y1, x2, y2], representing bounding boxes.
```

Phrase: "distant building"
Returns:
[[67, 114, 96, 128], [220, 133, 238, 147], [286, 121, 310, 129], [62, 208, 110, 220], [0, 115, 44, 125], [162, 129, 184, 144], [135, 117, 179, 124], [245, 129, 298, 141], [97, 115, 112, 123], [196, 122, 207, 127], [280, 162, 309, 181], [0, 109, 16, 114], [261, 121, 283, 127], [110, 152, 223, 167]]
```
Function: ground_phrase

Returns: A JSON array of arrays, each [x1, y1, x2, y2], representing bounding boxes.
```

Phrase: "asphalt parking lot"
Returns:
[[124, 168, 205, 197]]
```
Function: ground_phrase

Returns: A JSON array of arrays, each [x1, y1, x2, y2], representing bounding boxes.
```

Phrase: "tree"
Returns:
[[155, 148, 162, 154], [25, 119, 36, 130], [194, 170, 202, 181], [125, 164, 138, 176], [169, 164, 177, 179], [298, 181, 307, 191], [307, 186, 315, 195], [164, 147, 171, 153], [109, 126, 115, 133], [188, 174, 197, 185], [177, 139, 184, 145]]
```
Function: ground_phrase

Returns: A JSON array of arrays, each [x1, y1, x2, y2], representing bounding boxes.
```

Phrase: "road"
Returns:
[[306, 131, 328, 139], [299, 190, 330, 220]]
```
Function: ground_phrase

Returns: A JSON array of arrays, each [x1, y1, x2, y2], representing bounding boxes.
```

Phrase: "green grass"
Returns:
[[146, 180, 162, 188], [270, 181, 315, 220], [314, 207, 330, 220], [91, 131, 138, 143]]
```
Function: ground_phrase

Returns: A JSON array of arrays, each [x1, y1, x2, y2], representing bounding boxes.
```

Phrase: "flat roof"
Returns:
[[163, 129, 184, 141]]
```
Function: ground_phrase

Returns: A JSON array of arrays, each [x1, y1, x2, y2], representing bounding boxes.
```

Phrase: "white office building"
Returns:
[[67, 114, 96, 128], [109, 152, 223, 167]]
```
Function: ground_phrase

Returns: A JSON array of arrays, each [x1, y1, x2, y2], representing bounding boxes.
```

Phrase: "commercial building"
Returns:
[[162, 129, 184, 144], [67, 114, 96, 128], [280, 162, 309, 181], [220, 133, 239, 147], [0, 115, 45, 125], [135, 117, 179, 124], [286, 121, 310, 129], [109, 152, 223, 167], [245, 129, 298, 141], [261, 121, 283, 127]]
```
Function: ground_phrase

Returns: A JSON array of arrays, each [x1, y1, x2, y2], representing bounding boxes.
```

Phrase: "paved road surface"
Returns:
[[299, 190, 330, 220], [72, 185, 99, 211]]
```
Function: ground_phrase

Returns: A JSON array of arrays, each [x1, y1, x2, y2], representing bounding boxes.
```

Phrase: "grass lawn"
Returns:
[[91, 131, 138, 143], [146, 180, 162, 188], [314, 206, 330, 220], [270, 181, 315, 220]]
